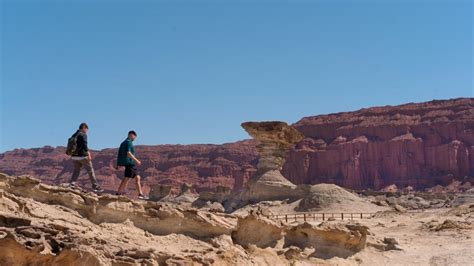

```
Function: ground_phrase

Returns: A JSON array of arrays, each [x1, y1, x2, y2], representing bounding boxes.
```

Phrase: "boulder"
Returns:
[[453, 188, 474, 207], [381, 184, 398, 193], [284, 222, 370, 259], [231, 213, 284, 248], [149, 184, 172, 201]]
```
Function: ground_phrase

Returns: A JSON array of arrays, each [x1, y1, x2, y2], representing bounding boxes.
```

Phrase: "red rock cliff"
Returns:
[[283, 98, 474, 190], [0, 141, 258, 193]]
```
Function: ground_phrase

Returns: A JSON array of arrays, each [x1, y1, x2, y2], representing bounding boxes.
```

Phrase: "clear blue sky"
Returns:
[[1, 1, 472, 152]]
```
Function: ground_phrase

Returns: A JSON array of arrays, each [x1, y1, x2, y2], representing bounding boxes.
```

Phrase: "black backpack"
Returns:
[[66, 132, 79, 156]]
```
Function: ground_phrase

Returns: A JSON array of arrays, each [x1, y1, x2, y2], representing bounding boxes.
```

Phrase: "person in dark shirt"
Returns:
[[69, 123, 103, 192], [115, 130, 148, 199]]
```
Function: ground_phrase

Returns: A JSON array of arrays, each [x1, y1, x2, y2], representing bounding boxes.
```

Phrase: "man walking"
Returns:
[[116, 130, 148, 199], [69, 123, 103, 192]]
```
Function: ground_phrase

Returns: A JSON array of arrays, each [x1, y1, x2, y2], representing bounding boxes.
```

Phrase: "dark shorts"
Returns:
[[124, 165, 139, 178]]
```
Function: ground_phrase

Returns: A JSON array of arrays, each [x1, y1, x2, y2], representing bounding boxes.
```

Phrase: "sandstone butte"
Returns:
[[0, 98, 473, 193]]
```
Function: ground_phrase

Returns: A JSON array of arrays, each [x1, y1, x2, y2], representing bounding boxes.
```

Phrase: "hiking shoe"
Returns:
[[93, 187, 104, 193], [68, 182, 78, 188], [138, 194, 149, 200]]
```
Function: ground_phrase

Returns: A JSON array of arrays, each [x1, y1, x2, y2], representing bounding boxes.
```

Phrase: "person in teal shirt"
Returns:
[[115, 130, 148, 199]]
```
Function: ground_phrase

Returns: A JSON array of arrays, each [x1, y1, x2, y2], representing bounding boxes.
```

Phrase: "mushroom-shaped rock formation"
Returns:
[[240, 121, 304, 202]]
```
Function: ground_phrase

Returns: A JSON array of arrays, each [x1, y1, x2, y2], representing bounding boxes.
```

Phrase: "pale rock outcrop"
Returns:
[[0, 174, 387, 265], [296, 183, 381, 212], [240, 121, 304, 202], [168, 183, 199, 204], [381, 184, 398, 193], [149, 184, 172, 201], [0, 174, 235, 238], [231, 212, 373, 260], [453, 188, 474, 207], [232, 213, 284, 248], [284, 222, 369, 259]]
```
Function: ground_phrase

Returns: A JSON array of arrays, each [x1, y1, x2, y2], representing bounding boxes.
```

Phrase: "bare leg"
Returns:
[[117, 178, 129, 194], [134, 175, 143, 195]]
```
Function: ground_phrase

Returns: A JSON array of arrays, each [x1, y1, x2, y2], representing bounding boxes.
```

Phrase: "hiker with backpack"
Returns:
[[115, 130, 148, 199], [66, 123, 104, 192]]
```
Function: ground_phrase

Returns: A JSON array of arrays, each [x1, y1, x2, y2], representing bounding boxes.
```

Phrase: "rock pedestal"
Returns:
[[149, 184, 172, 201], [240, 121, 304, 202]]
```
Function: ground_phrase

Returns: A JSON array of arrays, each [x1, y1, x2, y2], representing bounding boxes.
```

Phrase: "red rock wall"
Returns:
[[283, 98, 474, 190], [0, 141, 258, 194]]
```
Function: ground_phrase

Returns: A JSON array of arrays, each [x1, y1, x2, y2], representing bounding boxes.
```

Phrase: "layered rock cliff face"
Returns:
[[0, 98, 472, 192], [0, 141, 258, 194], [284, 98, 474, 190]]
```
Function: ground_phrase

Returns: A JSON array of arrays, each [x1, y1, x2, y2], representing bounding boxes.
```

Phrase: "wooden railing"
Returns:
[[266, 212, 376, 222]]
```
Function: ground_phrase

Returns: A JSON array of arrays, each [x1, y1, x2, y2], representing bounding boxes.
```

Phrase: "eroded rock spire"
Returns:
[[240, 121, 304, 202]]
